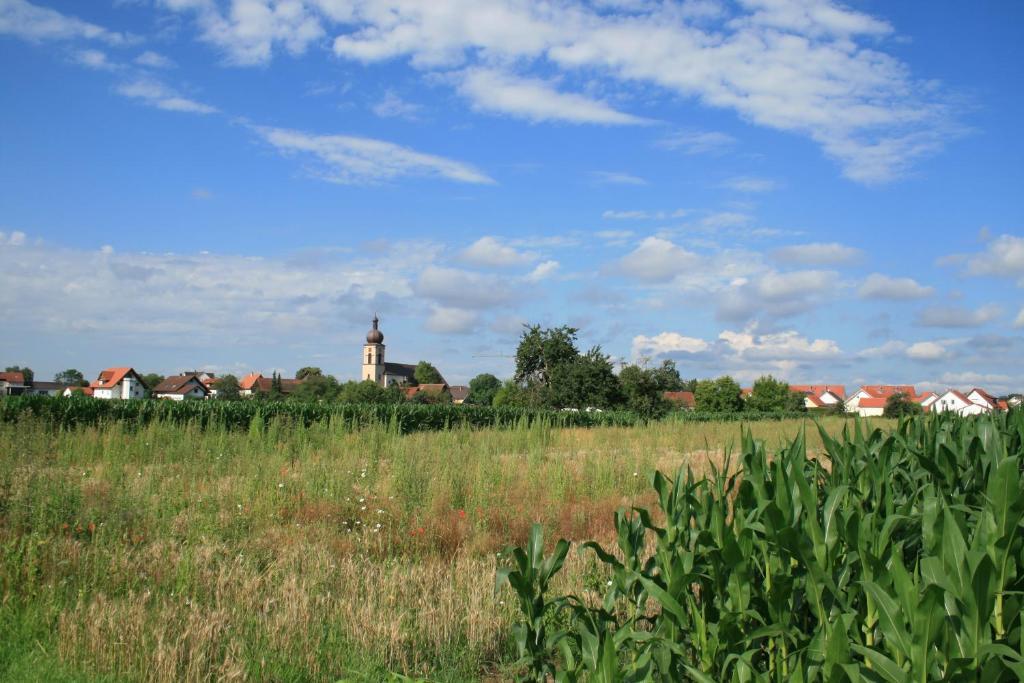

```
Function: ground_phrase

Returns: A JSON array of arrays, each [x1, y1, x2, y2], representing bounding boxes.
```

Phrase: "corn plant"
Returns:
[[497, 410, 1024, 681]]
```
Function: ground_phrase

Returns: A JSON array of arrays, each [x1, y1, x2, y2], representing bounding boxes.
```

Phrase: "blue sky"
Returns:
[[1, 0, 1022, 392]]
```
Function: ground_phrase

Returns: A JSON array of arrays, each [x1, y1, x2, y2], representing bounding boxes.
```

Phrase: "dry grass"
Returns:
[[0, 414, 889, 681]]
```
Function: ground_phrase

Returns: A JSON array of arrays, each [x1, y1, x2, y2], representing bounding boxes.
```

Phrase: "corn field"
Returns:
[[498, 410, 1024, 681], [0, 396, 809, 433]]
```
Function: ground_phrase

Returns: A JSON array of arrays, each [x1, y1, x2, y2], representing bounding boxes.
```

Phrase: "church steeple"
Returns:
[[362, 315, 385, 384]]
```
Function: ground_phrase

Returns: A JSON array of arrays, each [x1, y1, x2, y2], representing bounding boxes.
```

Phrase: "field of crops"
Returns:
[[499, 410, 1024, 680], [0, 395, 811, 432], [1, 409, 1019, 681]]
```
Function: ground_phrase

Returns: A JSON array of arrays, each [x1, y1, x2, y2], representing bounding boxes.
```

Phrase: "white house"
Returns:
[[967, 388, 1000, 412], [846, 385, 917, 416], [0, 371, 28, 396], [933, 390, 989, 415], [152, 374, 210, 401], [917, 392, 938, 411], [90, 367, 146, 400]]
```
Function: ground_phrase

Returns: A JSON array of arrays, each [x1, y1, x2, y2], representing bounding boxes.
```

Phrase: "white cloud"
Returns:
[[906, 341, 948, 361], [135, 50, 176, 69], [457, 67, 649, 125], [1015, 308, 1024, 329], [773, 242, 862, 266], [602, 209, 687, 220], [618, 237, 700, 283], [372, 90, 422, 120], [915, 304, 1001, 328], [525, 260, 559, 282], [720, 176, 780, 193], [322, 0, 950, 182], [191, 187, 213, 200], [252, 125, 494, 185], [719, 327, 841, 360], [0, 230, 27, 246], [458, 236, 535, 268], [157, 0, 326, 66], [717, 269, 836, 321], [857, 339, 906, 359], [700, 212, 752, 229], [73, 49, 117, 71], [657, 129, 737, 155], [115, 78, 218, 114], [963, 234, 1024, 285], [858, 273, 934, 300], [631, 332, 709, 359], [591, 171, 647, 185], [425, 306, 478, 334], [415, 266, 517, 309], [0, 0, 135, 45]]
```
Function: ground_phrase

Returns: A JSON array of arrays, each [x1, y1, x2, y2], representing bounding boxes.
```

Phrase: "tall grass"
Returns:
[[0, 413, 877, 681]]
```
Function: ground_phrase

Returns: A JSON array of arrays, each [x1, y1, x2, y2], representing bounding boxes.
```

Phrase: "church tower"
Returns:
[[362, 315, 385, 385]]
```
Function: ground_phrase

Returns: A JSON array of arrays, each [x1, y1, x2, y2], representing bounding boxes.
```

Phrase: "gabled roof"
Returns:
[[938, 389, 972, 405], [0, 371, 25, 384], [90, 367, 144, 390], [804, 393, 826, 408], [790, 384, 847, 399], [663, 391, 696, 408], [449, 385, 470, 402], [64, 386, 94, 396], [967, 388, 998, 408], [405, 383, 449, 399], [857, 397, 889, 408], [857, 385, 917, 399], [239, 372, 263, 390], [153, 374, 209, 395]]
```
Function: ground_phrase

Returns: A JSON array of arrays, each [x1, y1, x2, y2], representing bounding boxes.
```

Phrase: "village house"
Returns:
[[405, 383, 451, 402], [789, 385, 846, 410], [0, 371, 28, 396], [449, 386, 470, 404], [663, 390, 696, 409], [238, 372, 304, 397], [62, 386, 94, 397], [152, 374, 210, 401], [845, 385, 918, 416], [89, 367, 146, 400]]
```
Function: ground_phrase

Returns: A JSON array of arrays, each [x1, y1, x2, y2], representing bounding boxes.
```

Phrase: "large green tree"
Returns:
[[290, 373, 339, 401], [650, 359, 686, 392], [54, 369, 87, 387], [466, 373, 502, 406], [747, 375, 806, 412], [413, 361, 445, 385], [548, 347, 623, 410], [619, 364, 671, 418], [513, 325, 580, 387], [213, 374, 241, 400], [295, 366, 323, 380], [337, 380, 404, 404], [883, 392, 923, 418], [4, 366, 33, 383], [694, 376, 744, 413], [141, 374, 164, 396]]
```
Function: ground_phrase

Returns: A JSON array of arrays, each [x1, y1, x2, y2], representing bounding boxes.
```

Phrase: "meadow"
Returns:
[[0, 412, 866, 682]]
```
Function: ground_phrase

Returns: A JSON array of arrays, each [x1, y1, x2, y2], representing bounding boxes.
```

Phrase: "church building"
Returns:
[[362, 315, 423, 387]]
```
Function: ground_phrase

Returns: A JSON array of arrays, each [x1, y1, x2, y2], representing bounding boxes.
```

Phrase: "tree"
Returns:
[[4, 366, 33, 383], [513, 325, 580, 387], [824, 398, 847, 416], [492, 379, 530, 408], [650, 359, 685, 392], [337, 380, 404, 404], [54, 369, 87, 387], [619, 364, 671, 419], [295, 366, 323, 380], [883, 392, 922, 418], [141, 374, 164, 397], [213, 374, 241, 400], [747, 375, 805, 412], [547, 347, 623, 410], [269, 372, 283, 400], [694, 376, 744, 412], [289, 373, 339, 401], [466, 373, 502, 406], [413, 361, 445, 385]]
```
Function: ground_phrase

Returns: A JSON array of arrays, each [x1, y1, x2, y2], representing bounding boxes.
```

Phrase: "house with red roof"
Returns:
[[789, 384, 846, 409], [0, 371, 28, 396], [90, 367, 146, 400], [933, 389, 990, 415], [846, 385, 918, 416], [238, 372, 304, 397], [153, 374, 210, 401], [663, 391, 696, 409]]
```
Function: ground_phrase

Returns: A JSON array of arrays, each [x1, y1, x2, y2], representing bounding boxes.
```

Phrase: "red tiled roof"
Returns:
[[789, 384, 847, 399], [663, 391, 695, 407], [858, 397, 889, 408], [858, 385, 917, 400], [968, 388, 997, 408], [804, 393, 826, 408], [90, 367, 139, 389], [153, 374, 209, 396], [0, 371, 25, 384], [239, 373, 262, 390], [998, 400, 1009, 410]]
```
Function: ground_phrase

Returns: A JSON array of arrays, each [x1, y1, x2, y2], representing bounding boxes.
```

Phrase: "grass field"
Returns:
[[0, 414, 884, 681]]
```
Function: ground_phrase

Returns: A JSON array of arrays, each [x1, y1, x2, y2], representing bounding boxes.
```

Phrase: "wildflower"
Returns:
[[457, 509, 466, 519], [278, 483, 284, 488], [377, 509, 384, 514], [607, 580, 613, 586], [358, 497, 365, 503], [361, 506, 367, 511], [632, 472, 638, 477]]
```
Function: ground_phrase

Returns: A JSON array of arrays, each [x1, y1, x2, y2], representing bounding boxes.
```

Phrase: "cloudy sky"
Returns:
[[1, 0, 1022, 392]]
